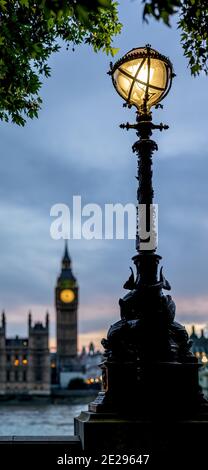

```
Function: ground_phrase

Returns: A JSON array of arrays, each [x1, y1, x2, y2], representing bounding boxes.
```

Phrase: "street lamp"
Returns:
[[111, 45, 173, 114], [89, 46, 204, 417], [111, 45, 173, 257]]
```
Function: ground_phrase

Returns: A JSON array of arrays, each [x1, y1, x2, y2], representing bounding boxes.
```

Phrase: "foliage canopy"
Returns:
[[0, 1, 207, 125], [0, 0, 121, 125]]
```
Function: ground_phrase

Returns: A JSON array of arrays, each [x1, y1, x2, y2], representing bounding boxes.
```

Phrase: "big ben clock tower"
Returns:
[[55, 242, 78, 370]]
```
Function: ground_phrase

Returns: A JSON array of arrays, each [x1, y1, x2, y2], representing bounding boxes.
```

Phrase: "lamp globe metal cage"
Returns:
[[110, 45, 174, 114]]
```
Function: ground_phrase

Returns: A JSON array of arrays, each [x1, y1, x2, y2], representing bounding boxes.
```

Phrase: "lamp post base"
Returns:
[[74, 409, 208, 465], [96, 248, 206, 413], [77, 253, 206, 459], [88, 360, 204, 417]]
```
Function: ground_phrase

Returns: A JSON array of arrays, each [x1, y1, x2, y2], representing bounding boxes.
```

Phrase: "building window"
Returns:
[[14, 354, 19, 366], [35, 370, 42, 382], [6, 354, 11, 363], [14, 370, 18, 382], [23, 370, 27, 382], [34, 355, 42, 382], [22, 355, 28, 365], [6, 370, 10, 382]]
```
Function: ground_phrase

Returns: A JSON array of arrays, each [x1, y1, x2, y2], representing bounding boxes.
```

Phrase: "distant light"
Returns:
[[14, 359, 19, 366], [51, 363, 56, 368], [202, 355, 208, 363], [22, 359, 28, 365], [85, 377, 102, 385]]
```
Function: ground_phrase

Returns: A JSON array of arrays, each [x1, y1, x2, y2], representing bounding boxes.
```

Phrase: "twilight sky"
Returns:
[[1, 2, 208, 350]]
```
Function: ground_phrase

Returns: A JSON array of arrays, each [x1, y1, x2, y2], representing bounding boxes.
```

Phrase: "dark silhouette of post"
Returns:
[[75, 45, 207, 458]]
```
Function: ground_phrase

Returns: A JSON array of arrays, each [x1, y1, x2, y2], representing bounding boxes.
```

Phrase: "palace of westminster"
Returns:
[[0, 244, 208, 397], [0, 244, 101, 396]]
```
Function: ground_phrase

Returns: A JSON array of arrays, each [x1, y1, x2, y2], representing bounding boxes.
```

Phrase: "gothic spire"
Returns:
[[62, 240, 71, 269]]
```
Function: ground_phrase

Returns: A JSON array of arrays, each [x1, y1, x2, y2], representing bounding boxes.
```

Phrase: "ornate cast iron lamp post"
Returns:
[[89, 45, 204, 417]]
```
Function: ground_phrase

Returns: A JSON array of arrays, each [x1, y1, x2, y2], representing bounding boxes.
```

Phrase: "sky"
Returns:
[[1, 1, 208, 351]]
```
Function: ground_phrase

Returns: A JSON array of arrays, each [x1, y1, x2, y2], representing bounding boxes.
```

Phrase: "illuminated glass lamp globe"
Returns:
[[111, 45, 174, 114]]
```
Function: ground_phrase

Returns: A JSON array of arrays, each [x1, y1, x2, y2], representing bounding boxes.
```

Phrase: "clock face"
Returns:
[[60, 289, 75, 303]]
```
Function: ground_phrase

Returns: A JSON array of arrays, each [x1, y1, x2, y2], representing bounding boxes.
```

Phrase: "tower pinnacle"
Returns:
[[62, 240, 71, 270]]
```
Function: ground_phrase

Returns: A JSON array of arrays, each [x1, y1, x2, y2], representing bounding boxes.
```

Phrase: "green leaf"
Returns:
[[47, 17, 55, 29], [110, 47, 119, 56], [0, 0, 7, 10], [20, 0, 29, 7], [98, 0, 112, 8], [76, 5, 90, 26]]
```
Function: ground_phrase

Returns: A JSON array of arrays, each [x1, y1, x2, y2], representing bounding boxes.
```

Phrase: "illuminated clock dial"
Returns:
[[60, 289, 75, 303]]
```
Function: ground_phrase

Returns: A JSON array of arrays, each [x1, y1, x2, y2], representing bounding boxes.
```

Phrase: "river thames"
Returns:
[[0, 403, 88, 436]]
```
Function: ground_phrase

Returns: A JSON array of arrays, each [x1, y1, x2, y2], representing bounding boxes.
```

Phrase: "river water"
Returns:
[[0, 403, 88, 436]]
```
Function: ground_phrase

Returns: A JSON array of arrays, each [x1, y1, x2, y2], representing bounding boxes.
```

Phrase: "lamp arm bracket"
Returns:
[[120, 122, 137, 130], [120, 120, 169, 133], [152, 122, 169, 132]]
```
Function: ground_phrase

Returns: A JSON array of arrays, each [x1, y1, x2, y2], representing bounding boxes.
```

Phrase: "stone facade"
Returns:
[[0, 312, 50, 395], [0, 243, 80, 394]]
